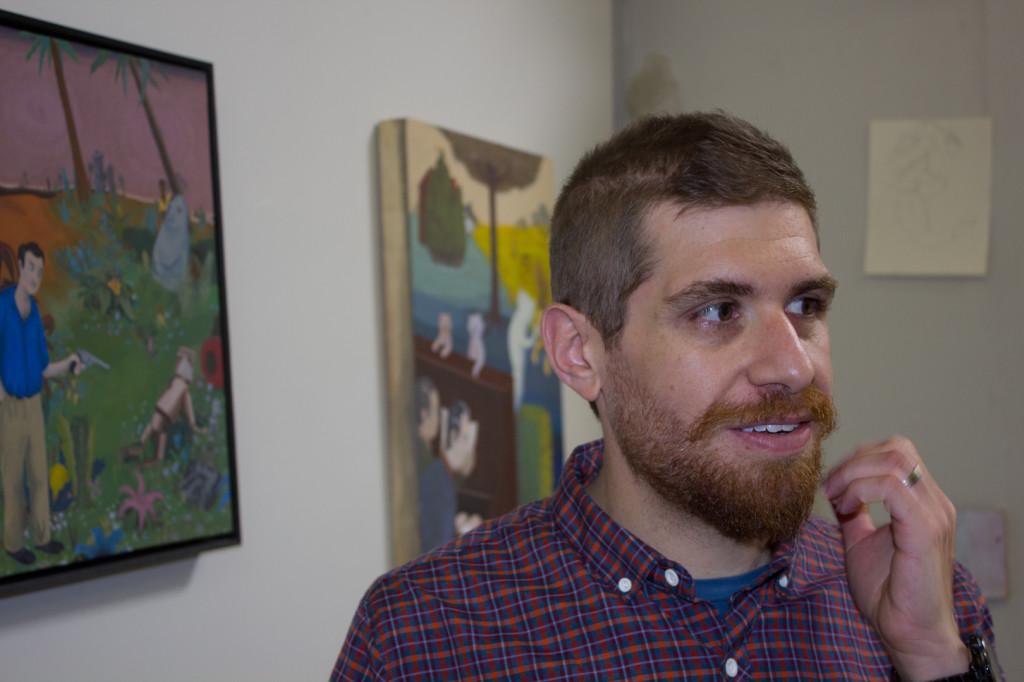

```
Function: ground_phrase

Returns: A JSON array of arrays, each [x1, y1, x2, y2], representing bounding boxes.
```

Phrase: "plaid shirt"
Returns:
[[333, 440, 994, 681]]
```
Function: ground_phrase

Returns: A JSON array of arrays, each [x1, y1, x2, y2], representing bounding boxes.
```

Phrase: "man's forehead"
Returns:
[[642, 201, 825, 284], [645, 200, 815, 241]]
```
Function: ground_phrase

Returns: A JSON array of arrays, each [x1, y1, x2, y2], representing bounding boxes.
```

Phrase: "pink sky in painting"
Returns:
[[0, 27, 216, 219]]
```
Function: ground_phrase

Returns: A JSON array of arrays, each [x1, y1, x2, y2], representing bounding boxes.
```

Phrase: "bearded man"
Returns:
[[333, 112, 998, 681]]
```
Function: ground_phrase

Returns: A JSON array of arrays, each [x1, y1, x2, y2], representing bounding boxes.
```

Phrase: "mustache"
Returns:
[[686, 385, 837, 443]]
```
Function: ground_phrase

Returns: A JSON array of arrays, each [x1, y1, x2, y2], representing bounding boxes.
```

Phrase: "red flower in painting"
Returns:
[[201, 333, 223, 389]]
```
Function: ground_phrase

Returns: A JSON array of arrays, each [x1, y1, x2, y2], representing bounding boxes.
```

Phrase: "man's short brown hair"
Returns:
[[550, 111, 817, 347]]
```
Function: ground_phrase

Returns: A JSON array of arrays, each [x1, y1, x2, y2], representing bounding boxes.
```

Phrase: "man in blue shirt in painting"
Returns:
[[0, 242, 83, 566]]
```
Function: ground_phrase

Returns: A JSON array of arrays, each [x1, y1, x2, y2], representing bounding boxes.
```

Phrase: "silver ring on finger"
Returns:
[[902, 463, 923, 489]]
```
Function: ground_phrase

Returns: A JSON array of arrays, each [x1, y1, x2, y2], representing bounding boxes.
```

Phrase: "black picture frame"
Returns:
[[0, 8, 240, 598]]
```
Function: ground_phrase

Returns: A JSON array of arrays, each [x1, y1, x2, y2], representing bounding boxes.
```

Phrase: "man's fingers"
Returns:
[[833, 503, 876, 551], [829, 473, 952, 555], [823, 436, 924, 500], [824, 435, 956, 535], [830, 473, 917, 522]]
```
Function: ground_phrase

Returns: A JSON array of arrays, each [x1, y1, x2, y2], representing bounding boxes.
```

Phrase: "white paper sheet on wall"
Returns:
[[865, 118, 992, 276]]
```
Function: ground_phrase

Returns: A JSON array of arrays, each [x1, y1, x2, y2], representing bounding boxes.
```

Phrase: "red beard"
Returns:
[[603, 359, 837, 547]]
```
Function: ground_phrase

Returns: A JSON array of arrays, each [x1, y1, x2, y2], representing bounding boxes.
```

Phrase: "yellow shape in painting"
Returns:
[[50, 463, 69, 496], [472, 225, 552, 315]]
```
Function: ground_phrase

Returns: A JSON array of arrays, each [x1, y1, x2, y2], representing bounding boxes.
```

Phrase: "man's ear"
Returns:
[[541, 303, 604, 404]]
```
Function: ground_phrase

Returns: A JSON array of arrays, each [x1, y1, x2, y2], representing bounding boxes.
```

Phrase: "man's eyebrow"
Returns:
[[789, 275, 838, 300], [665, 279, 755, 308]]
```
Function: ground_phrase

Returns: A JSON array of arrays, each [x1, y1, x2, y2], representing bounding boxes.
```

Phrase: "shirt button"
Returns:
[[617, 577, 632, 594], [724, 657, 739, 678], [664, 569, 680, 587], [777, 574, 790, 589]]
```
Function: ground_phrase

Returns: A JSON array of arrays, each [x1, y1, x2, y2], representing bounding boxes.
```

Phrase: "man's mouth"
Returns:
[[728, 417, 815, 454], [736, 414, 812, 433], [739, 422, 804, 434], [724, 413, 811, 450]]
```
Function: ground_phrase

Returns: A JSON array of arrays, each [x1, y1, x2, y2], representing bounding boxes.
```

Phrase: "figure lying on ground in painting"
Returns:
[[466, 313, 485, 378], [0, 243, 85, 566], [507, 289, 539, 410], [124, 346, 206, 464], [152, 194, 190, 291], [430, 312, 453, 358]]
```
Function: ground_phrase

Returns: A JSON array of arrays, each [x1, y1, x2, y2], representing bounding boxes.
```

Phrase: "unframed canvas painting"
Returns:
[[378, 119, 562, 565]]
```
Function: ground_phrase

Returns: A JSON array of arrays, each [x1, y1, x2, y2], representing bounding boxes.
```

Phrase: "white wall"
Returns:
[[0, 1, 611, 679], [616, 0, 1023, 677]]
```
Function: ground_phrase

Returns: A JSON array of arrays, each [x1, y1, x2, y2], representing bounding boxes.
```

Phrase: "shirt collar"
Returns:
[[552, 440, 829, 599], [552, 439, 668, 595]]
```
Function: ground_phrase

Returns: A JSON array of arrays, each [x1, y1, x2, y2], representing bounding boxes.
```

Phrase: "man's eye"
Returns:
[[785, 296, 824, 316], [696, 302, 738, 323]]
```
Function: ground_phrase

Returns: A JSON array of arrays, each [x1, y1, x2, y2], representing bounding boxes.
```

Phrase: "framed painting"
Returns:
[[0, 9, 239, 597], [377, 119, 563, 565]]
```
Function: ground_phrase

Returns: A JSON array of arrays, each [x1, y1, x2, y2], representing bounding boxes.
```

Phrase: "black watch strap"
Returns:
[[927, 635, 997, 682]]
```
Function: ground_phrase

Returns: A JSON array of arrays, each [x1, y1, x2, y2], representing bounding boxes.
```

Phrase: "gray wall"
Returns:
[[616, 0, 1022, 676]]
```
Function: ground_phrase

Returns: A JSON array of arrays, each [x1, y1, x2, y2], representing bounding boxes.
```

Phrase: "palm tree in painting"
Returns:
[[441, 130, 542, 323], [90, 51, 180, 195], [22, 33, 92, 203]]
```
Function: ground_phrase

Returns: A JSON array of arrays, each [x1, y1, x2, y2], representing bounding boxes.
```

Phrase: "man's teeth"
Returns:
[[741, 424, 799, 434]]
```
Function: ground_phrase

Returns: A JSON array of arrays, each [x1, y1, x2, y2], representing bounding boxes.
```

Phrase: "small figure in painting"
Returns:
[[507, 289, 539, 410], [466, 313, 486, 378], [440, 400, 479, 478], [454, 511, 483, 536], [0, 243, 86, 565], [415, 376, 455, 553], [414, 379, 482, 553], [88, 150, 107, 194], [128, 347, 206, 464], [152, 194, 190, 291], [431, 312, 453, 358], [445, 403, 479, 539], [157, 179, 171, 218]]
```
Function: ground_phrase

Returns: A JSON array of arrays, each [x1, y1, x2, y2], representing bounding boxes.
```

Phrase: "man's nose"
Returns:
[[745, 310, 815, 393]]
